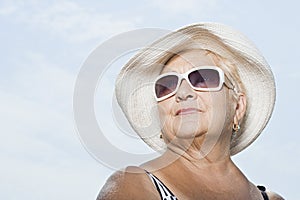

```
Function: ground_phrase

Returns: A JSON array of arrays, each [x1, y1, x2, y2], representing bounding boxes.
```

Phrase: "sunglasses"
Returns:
[[154, 66, 232, 102]]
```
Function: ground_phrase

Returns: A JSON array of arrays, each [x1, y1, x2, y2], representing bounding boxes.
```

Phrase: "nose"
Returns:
[[175, 79, 197, 102]]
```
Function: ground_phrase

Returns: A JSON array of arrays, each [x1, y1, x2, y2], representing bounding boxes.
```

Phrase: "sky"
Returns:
[[1, 0, 299, 199]]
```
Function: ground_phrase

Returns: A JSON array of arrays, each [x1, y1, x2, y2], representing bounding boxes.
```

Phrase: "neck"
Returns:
[[164, 145, 231, 171], [142, 129, 234, 172], [164, 130, 232, 167]]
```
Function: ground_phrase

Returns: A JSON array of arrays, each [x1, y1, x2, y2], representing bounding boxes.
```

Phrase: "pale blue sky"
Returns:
[[1, 0, 299, 199]]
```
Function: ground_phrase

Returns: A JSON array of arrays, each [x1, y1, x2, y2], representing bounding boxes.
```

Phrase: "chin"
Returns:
[[174, 123, 206, 139]]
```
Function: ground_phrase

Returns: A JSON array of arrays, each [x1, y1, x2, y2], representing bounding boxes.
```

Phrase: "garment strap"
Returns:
[[145, 170, 178, 200], [146, 171, 269, 200], [257, 185, 269, 200]]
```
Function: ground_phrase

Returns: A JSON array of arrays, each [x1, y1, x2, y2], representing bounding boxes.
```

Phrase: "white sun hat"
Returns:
[[115, 22, 276, 155]]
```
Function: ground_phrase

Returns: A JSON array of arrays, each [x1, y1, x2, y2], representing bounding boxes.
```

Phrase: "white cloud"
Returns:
[[288, 71, 300, 79], [0, 3, 18, 15], [2, 51, 75, 111], [0, 151, 108, 200], [0, 50, 112, 199], [0, 51, 78, 155], [0, 0, 137, 43], [149, 0, 219, 16]]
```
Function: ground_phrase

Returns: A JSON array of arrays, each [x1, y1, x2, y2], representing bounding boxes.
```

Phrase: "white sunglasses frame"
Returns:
[[153, 66, 228, 102]]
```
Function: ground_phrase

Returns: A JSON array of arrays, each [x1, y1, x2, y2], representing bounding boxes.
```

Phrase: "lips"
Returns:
[[175, 108, 202, 115]]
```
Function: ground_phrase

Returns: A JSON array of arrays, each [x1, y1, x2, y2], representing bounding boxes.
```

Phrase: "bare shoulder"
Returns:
[[266, 191, 285, 200], [97, 166, 156, 200]]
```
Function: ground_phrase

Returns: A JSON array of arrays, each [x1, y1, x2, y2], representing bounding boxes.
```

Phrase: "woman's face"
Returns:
[[157, 49, 235, 146]]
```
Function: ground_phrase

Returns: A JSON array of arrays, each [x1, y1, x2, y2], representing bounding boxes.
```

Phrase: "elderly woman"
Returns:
[[97, 23, 284, 200]]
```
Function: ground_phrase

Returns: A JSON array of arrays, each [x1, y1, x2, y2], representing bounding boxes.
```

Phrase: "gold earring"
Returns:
[[232, 123, 240, 133]]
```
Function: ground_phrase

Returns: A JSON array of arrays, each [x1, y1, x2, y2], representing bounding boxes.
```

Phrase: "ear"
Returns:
[[233, 93, 247, 124]]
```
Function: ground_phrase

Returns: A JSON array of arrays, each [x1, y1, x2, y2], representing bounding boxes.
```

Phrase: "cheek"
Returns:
[[210, 91, 236, 132], [158, 102, 169, 115], [205, 92, 229, 129], [157, 101, 173, 124]]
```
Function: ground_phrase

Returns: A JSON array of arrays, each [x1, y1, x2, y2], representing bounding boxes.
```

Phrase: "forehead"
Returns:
[[161, 49, 217, 73]]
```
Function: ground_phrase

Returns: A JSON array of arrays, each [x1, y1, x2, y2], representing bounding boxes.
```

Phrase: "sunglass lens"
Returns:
[[155, 75, 178, 98], [188, 69, 220, 89]]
